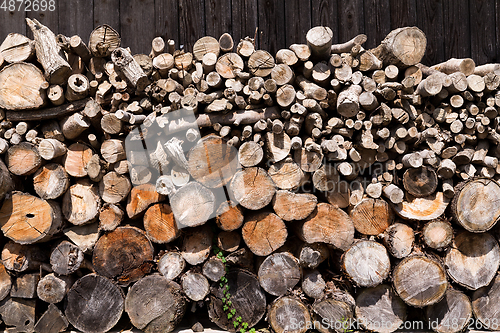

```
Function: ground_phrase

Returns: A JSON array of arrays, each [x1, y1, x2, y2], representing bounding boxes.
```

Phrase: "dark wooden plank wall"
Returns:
[[0, 0, 499, 65]]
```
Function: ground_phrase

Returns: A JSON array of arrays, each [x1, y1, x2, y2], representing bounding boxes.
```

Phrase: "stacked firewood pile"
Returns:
[[1, 18, 500, 333]]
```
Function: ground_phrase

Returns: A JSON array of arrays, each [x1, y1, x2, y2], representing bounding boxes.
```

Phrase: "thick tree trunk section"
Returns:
[[306, 26, 333, 61], [393, 192, 450, 221], [451, 178, 500, 232], [472, 275, 500, 329], [181, 225, 213, 265], [158, 252, 185, 281], [370, 27, 426, 68], [26, 18, 71, 84], [403, 166, 438, 197], [5, 142, 41, 176], [0, 159, 13, 202], [193, 36, 220, 61], [0, 192, 62, 244], [187, 134, 240, 188], [248, 50, 275, 77], [0, 297, 36, 332], [258, 252, 301, 296], [355, 284, 407, 333], [89, 25, 121, 57], [0, 33, 35, 63], [426, 289, 472, 333], [422, 219, 453, 250], [268, 160, 306, 191], [393, 255, 448, 307], [231, 167, 276, 210], [208, 269, 266, 331], [143, 203, 180, 244], [125, 274, 186, 333], [242, 211, 287, 256], [62, 179, 101, 225], [342, 240, 391, 287], [92, 226, 154, 286], [272, 190, 317, 221], [382, 223, 414, 258], [99, 171, 131, 204], [126, 183, 164, 219], [349, 198, 394, 235], [63, 143, 93, 178], [445, 231, 500, 290], [0, 63, 46, 110], [294, 203, 355, 251], [181, 270, 210, 301], [265, 132, 291, 162], [268, 296, 311, 333], [170, 182, 215, 227], [65, 274, 124, 333]]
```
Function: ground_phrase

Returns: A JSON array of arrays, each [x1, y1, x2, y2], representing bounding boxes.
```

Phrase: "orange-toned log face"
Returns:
[[0, 192, 56, 244]]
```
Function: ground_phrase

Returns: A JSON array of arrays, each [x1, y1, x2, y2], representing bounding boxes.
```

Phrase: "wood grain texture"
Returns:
[[389, 0, 417, 29], [416, 0, 444, 66], [205, 0, 231, 40], [363, 0, 391, 49], [0, 10, 26, 45], [338, 0, 364, 45], [120, 0, 155, 54], [58, 0, 94, 43], [470, 0, 496, 65], [179, 0, 205, 52], [442, 0, 470, 60], [257, 0, 285, 54], [284, 0, 311, 47], [231, 0, 258, 44], [155, 0, 179, 43], [26, 7, 59, 41], [94, 0, 120, 29], [311, 0, 339, 44]]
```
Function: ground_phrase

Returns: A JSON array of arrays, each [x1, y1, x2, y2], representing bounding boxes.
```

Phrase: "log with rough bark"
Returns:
[[26, 18, 71, 84], [445, 231, 500, 290], [208, 269, 266, 330], [65, 274, 124, 333], [426, 289, 472, 333], [92, 226, 154, 286], [0, 62, 47, 110], [392, 255, 448, 307], [125, 274, 186, 333], [451, 178, 500, 232], [371, 27, 426, 68]]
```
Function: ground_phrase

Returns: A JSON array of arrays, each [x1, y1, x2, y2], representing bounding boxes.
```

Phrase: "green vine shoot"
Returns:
[[213, 240, 256, 333]]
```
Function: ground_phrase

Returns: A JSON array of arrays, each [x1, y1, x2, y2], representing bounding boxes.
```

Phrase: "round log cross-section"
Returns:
[[268, 296, 311, 333], [342, 240, 391, 287], [242, 211, 287, 256], [187, 134, 240, 188], [92, 226, 154, 286], [258, 252, 301, 296], [65, 274, 124, 333], [393, 255, 448, 307], [208, 269, 266, 331], [125, 274, 187, 333], [451, 178, 500, 232], [231, 167, 276, 210], [349, 198, 394, 235], [445, 231, 500, 290], [0, 192, 63, 244]]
